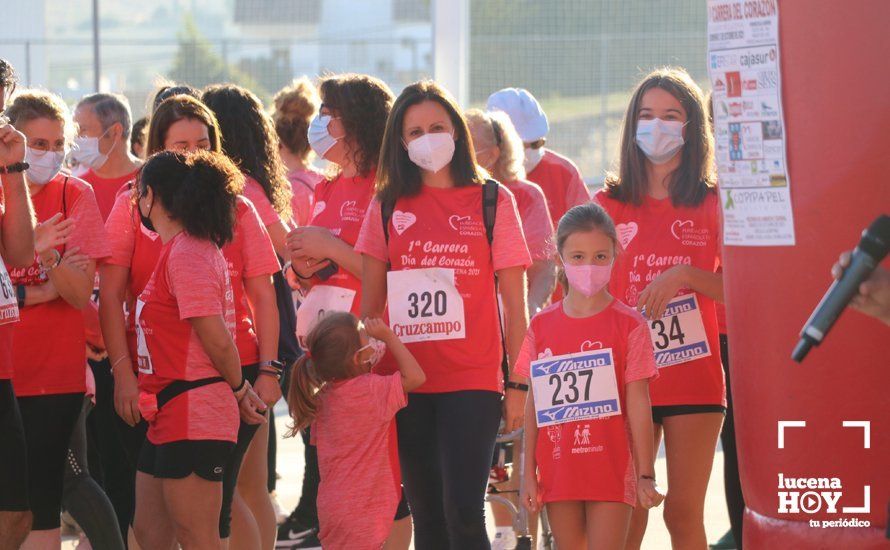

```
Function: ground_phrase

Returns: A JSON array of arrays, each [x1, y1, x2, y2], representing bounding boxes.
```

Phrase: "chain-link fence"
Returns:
[[1, 0, 707, 183]]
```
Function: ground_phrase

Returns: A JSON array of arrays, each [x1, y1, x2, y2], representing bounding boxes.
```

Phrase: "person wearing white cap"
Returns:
[[487, 88, 589, 227]]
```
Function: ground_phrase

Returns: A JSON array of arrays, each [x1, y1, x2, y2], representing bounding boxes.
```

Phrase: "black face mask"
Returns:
[[139, 195, 156, 233]]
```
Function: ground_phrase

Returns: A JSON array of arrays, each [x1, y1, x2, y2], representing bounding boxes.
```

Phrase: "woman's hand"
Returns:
[[501, 388, 526, 434], [832, 250, 890, 325], [637, 477, 666, 509], [287, 226, 335, 263], [291, 256, 333, 281], [238, 384, 268, 425], [61, 246, 91, 272], [637, 265, 687, 320], [521, 469, 541, 513], [34, 213, 75, 256], [253, 373, 282, 408], [86, 344, 107, 362], [0, 123, 26, 166], [113, 366, 142, 427]]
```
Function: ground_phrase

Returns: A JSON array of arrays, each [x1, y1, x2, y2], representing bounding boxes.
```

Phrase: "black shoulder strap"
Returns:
[[482, 178, 499, 246], [61, 176, 70, 217], [381, 198, 395, 245]]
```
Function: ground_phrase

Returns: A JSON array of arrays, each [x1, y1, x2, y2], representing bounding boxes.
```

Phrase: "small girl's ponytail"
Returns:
[[286, 355, 323, 435]]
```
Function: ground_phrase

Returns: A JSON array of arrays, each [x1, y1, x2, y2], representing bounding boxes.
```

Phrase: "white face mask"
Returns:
[[71, 126, 114, 170], [635, 118, 685, 164], [307, 114, 339, 159], [405, 132, 455, 173], [523, 146, 545, 174], [25, 148, 65, 185], [356, 337, 386, 368]]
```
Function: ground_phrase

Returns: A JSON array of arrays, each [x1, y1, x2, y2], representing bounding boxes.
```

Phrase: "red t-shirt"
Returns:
[[526, 149, 589, 227], [304, 172, 376, 317], [104, 190, 164, 369], [313, 373, 406, 549], [136, 232, 238, 444], [222, 196, 280, 366], [287, 167, 325, 228], [595, 189, 725, 407], [243, 175, 283, 228], [504, 179, 555, 262], [355, 184, 531, 393], [81, 168, 140, 222], [515, 300, 657, 505], [10, 174, 110, 396]]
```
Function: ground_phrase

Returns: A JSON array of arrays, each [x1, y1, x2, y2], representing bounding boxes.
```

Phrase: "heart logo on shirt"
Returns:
[[312, 201, 326, 220], [616, 222, 638, 250], [670, 219, 694, 240], [392, 211, 416, 236], [339, 200, 357, 217], [537, 348, 554, 360], [448, 215, 471, 231], [581, 340, 603, 351]]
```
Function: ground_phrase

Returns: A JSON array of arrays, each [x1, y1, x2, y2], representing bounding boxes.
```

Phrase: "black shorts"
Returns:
[[395, 491, 410, 520], [138, 439, 235, 482], [652, 404, 727, 424], [0, 380, 29, 512], [17, 392, 83, 530]]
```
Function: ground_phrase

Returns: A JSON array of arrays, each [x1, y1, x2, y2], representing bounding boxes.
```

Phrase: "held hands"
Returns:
[[501, 386, 526, 434], [35, 214, 75, 256], [0, 123, 26, 166], [637, 477, 666, 509], [61, 247, 90, 272], [113, 366, 142, 427], [253, 373, 283, 407], [236, 381, 268, 425], [832, 250, 890, 325], [287, 226, 335, 263], [290, 256, 333, 281], [637, 265, 687, 320]]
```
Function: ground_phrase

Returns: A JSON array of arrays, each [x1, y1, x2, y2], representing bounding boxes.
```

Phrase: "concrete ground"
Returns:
[[63, 400, 732, 549]]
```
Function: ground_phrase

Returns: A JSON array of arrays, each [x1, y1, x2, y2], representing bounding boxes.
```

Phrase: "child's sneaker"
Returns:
[[491, 526, 517, 550], [276, 510, 320, 549]]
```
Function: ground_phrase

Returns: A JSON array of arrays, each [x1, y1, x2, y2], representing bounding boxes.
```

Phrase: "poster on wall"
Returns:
[[707, 0, 796, 246]]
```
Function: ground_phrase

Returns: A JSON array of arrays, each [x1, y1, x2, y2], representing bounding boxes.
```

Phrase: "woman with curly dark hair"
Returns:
[[286, 73, 394, 338], [131, 150, 266, 550], [202, 84, 292, 257]]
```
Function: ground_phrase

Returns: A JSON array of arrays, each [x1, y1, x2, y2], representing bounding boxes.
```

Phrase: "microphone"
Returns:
[[792, 214, 890, 363]]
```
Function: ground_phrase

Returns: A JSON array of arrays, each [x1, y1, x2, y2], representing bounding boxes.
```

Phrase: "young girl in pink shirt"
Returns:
[[287, 312, 425, 549]]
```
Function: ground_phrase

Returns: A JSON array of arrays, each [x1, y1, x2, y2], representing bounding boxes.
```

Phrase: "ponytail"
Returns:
[[286, 355, 324, 435]]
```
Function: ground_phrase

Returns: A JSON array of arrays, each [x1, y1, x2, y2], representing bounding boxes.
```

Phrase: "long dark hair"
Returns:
[[604, 67, 715, 207], [138, 150, 243, 247], [202, 84, 292, 220], [145, 95, 222, 156], [376, 80, 484, 205], [286, 312, 363, 435], [318, 73, 394, 177]]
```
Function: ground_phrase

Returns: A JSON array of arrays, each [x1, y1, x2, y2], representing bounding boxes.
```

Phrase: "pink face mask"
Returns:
[[562, 261, 612, 297]]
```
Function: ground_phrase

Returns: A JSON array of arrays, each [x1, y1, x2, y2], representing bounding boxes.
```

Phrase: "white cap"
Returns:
[[486, 88, 549, 142]]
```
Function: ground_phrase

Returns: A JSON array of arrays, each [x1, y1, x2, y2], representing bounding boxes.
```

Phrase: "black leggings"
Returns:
[[397, 390, 501, 550], [219, 364, 261, 538], [17, 392, 82, 530], [720, 334, 745, 548], [63, 396, 125, 549]]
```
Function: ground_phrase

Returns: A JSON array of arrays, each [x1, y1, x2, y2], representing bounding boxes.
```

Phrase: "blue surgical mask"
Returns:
[[635, 118, 685, 164], [25, 148, 65, 185], [307, 114, 339, 159]]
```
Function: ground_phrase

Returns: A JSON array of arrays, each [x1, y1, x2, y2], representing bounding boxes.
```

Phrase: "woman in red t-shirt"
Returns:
[[357, 80, 531, 548], [517, 203, 663, 548], [593, 67, 725, 550], [286, 74, 394, 339], [467, 108, 556, 316], [101, 95, 282, 548], [5, 90, 110, 547], [131, 150, 266, 550], [272, 77, 326, 228]]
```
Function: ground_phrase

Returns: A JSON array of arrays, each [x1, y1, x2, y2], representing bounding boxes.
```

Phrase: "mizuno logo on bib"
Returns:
[[386, 267, 465, 344], [531, 349, 621, 428]]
